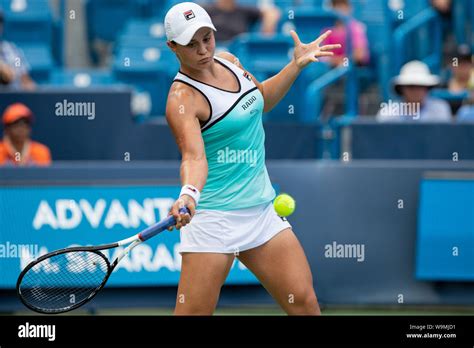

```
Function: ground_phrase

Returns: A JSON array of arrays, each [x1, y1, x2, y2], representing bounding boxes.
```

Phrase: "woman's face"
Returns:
[[168, 27, 215, 70]]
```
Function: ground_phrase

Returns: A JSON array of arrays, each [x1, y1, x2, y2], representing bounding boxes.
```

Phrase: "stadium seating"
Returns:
[[16, 43, 53, 83], [113, 42, 179, 117], [0, 0, 459, 123], [350, 0, 391, 99], [1, 0, 52, 47], [49, 69, 116, 88], [274, 0, 327, 8], [85, 0, 138, 43], [390, 0, 429, 21], [139, 0, 175, 18], [1, 0, 59, 83], [279, 7, 339, 42], [452, 0, 474, 50], [229, 33, 293, 74], [116, 18, 167, 52], [121, 18, 166, 40]]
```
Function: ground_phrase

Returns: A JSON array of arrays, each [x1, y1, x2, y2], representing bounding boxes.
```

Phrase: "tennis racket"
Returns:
[[16, 207, 189, 314]]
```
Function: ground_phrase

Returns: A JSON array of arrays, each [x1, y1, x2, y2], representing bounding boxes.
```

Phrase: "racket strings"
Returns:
[[19, 251, 109, 313]]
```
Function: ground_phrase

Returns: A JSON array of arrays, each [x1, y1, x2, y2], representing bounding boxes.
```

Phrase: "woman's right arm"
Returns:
[[166, 84, 208, 229]]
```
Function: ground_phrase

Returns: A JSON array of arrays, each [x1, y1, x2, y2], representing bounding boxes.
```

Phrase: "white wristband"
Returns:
[[179, 184, 200, 205]]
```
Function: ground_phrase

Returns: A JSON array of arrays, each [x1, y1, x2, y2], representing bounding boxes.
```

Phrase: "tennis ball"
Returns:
[[273, 193, 295, 217]]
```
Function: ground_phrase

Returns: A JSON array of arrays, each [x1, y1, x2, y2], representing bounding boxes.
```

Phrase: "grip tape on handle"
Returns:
[[138, 207, 190, 241]]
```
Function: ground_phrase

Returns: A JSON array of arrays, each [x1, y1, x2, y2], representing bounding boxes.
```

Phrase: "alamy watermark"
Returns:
[[217, 146, 257, 167], [379, 100, 421, 119], [55, 99, 96, 120], [18, 322, 56, 341], [324, 241, 365, 262], [0, 242, 40, 258]]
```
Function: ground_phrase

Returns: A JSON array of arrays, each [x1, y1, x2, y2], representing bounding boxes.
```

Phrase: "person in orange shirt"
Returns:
[[0, 103, 51, 166]]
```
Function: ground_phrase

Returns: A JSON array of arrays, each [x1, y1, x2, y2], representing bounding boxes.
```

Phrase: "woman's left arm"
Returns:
[[260, 30, 340, 113], [218, 30, 340, 113]]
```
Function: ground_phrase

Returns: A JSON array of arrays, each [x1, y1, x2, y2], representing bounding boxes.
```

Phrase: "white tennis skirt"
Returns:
[[178, 201, 292, 254]]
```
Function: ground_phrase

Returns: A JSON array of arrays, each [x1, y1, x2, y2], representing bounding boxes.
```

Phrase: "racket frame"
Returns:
[[16, 207, 189, 314]]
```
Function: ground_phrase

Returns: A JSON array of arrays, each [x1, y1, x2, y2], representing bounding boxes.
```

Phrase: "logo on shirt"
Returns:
[[243, 71, 252, 81], [183, 10, 195, 20], [242, 95, 257, 111]]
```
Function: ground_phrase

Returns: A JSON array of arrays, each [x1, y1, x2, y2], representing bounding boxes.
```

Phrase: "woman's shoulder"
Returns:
[[167, 80, 209, 120], [168, 79, 198, 100], [216, 52, 242, 68]]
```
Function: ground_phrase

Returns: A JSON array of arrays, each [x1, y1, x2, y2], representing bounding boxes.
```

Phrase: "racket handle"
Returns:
[[138, 207, 190, 241]]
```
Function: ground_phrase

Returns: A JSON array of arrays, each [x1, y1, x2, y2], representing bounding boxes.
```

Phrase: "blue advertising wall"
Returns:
[[338, 117, 474, 160], [416, 174, 474, 280], [0, 184, 257, 289], [2, 92, 474, 162]]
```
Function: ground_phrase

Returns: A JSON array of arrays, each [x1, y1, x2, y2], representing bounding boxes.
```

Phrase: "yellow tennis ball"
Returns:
[[273, 193, 295, 217]]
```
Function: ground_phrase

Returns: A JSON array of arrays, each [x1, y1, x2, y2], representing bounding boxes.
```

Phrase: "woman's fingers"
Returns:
[[313, 30, 332, 45], [166, 197, 194, 231], [290, 30, 301, 46], [170, 204, 181, 223], [320, 44, 342, 51], [314, 51, 335, 57], [181, 211, 191, 225], [188, 204, 196, 218], [301, 51, 333, 63]]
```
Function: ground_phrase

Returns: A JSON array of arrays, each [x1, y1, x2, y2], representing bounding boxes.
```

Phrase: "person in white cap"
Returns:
[[377, 60, 452, 122], [163, 2, 340, 315]]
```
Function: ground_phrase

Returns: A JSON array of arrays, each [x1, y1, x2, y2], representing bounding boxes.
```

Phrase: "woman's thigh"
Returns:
[[174, 252, 235, 315], [237, 228, 320, 315]]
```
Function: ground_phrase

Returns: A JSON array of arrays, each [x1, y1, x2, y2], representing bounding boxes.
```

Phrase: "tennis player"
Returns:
[[164, 2, 340, 315]]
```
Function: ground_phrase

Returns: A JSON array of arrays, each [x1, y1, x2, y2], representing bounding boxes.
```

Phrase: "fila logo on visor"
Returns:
[[184, 10, 195, 20], [243, 71, 252, 81]]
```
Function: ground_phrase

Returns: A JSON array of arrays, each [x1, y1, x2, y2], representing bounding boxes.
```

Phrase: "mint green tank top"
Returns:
[[173, 56, 275, 210]]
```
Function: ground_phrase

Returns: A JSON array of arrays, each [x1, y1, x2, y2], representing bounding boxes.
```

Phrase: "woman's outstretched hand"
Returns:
[[290, 30, 341, 70]]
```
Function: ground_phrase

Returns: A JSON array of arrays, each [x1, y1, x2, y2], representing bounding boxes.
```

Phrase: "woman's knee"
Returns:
[[174, 292, 219, 315], [285, 286, 320, 315]]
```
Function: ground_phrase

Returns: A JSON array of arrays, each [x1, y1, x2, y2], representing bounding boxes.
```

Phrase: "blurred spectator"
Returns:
[[431, 0, 452, 16], [0, 103, 51, 166], [203, 0, 281, 44], [322, 0, 369, 67], [447, 46, 473, 93], [440, 45, 473, 114], [377, 61, 452, 122], [457, 91, 474, 121], [0, 10, 36, 90]]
